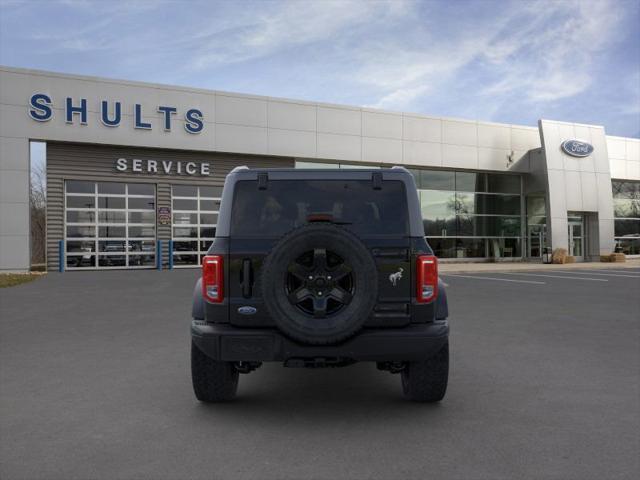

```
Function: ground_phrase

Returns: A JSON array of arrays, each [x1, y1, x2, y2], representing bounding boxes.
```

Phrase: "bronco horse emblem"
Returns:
[[389, 267, 404, 286]]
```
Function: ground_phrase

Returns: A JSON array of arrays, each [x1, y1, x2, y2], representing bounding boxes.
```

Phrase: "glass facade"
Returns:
[[526, 195, 547, 257], [171, 185, 222, 266], [295, 161, 525, 259], [612, 180, 640, 255], [65, 180, 156, 269], [409, 169, 523, 258]]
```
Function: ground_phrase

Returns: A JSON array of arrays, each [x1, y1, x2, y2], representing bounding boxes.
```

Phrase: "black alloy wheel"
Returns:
[[285, 248, 354, 318]]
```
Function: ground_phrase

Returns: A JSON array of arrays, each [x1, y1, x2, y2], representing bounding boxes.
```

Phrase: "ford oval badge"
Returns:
[[561, 139, 594, 157], [238, 306, 257, 315]]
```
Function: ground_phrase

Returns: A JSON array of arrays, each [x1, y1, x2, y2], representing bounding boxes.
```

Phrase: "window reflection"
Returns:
[[415, 169, 523, 259], [612, 180, 640, 257], [295, 163, 525, 260]]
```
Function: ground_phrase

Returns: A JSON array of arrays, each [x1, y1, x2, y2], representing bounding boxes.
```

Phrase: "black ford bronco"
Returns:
[[191, 166, 449, 402]]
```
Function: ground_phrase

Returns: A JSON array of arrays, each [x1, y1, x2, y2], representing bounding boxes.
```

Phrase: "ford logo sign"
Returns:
[[237, 306, 257, 315], [561, 139, 594, 157]]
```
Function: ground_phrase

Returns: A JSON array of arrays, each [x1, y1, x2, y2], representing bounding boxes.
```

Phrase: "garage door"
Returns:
[[171, 185, 222, 267], [65, 180, 156, 269]]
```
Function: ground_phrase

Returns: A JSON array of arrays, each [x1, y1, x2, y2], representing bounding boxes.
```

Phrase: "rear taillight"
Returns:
[[416, 255, 438, 303], [202, 255, 223, 303]]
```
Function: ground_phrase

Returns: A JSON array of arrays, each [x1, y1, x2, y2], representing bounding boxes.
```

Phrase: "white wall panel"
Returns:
[[0, 235, 29, 270], [589, 128, 610, 173], [626, 140, 640, 161], [577, 150, 596, 172], [215, 94, 267, 127], [606, 137, 626, 159], [0, 136, 29, 171], [317, 107, 360, 136], [549, 216, 568, 255], [268, 129, 316, 157], [317, 133, 361, 161], [402, 141, 442, 167], [0, 202, 28, 235], [626, 160, 640, 180], [596, 173, 615, 220], [557, 123, 575, 143], [443, 120, 476, 146], [402, 116, 441, 143], [478, 147, 510, 171], [478, 124, 510, 149], [598, 219, 616, 254], [564, 170, 583, 211], [362, 111, 402, 139], [573, 125, 591, 142], [268, 101, 316, 132], [546, 169, 567, 214], [579, 172, 598, 212], [0, 169, 28, 203], [442, 144, 477, 169], [609, 159, 627, 179], [362, 137, 401, 163], [511, 127, 541, 151], [215, 124, 267, 154]]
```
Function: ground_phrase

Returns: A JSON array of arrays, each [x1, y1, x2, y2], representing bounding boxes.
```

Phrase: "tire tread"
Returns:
[[401, 341, 449, 402], [191, 341, 239, 402]]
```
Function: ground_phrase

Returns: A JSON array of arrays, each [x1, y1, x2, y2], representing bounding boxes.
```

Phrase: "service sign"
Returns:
[[115, 157, 210, 176], [561, 139, 594, 157]]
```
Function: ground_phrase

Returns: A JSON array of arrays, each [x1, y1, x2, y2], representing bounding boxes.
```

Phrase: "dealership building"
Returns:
[[0, 66, 639, 272]]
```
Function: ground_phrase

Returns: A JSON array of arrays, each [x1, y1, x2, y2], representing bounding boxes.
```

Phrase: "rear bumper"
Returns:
[[191, 321, 449, 362]]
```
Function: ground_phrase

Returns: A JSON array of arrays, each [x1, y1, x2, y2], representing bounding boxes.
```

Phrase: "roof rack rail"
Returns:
[[391, 165, 409, 171], [230, 165, 249, 173]]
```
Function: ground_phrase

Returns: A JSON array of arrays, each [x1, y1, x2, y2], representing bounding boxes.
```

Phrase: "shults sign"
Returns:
[[28, 93, 204, 134]]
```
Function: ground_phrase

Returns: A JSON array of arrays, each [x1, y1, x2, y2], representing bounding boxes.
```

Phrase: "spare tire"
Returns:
[[261, 223, 378, 345]]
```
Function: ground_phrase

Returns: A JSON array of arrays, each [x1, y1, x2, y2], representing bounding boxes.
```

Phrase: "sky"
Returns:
[[1, 0, 639, 137]]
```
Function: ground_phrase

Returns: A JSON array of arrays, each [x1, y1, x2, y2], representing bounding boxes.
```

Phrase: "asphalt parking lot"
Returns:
[[1, 266, 639, 480]]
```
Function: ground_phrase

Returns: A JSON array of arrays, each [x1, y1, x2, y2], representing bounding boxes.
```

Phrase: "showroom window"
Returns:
[[410, 169, 523, 259], [65, 181, 156, 269], [295, 162, 524, 259], [171, 185, 222, 266], [612, 180, 640, 255], [526, 195, 547, 258]]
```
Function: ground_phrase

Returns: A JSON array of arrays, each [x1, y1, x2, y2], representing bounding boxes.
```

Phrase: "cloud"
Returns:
[[354, 0, 624, 111], [189, 0, 410, 70], [0, 0, 637, 136], [481, 0, 623, 102]]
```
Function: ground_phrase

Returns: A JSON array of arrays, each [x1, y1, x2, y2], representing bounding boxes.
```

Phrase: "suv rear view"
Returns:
[[191, 167, 449, 402]]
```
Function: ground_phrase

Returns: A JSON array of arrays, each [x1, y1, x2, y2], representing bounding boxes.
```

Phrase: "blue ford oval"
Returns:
[[561, 139, 594, 157], [237, 306, 257, 315]]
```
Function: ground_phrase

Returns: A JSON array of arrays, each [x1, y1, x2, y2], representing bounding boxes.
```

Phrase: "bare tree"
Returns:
[[30, 161, 46, 268]]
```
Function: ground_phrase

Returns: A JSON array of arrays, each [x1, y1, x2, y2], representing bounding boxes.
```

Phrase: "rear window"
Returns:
[[231, 180, 408, 237]]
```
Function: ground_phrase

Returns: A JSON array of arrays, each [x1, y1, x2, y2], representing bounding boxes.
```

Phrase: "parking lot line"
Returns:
[[499, 272, 608, 281], [583, 269, 640, 274], [441, 274, 545, 285], [553, 271, 640, 278]]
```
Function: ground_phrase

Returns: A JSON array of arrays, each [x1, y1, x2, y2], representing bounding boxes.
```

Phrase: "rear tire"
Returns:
[[191, 340, 239, 402], [401, 340, 449, 402]]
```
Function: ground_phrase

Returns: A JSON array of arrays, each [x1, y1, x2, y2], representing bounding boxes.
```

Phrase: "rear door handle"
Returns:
[[241, 259, 253, 298]]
